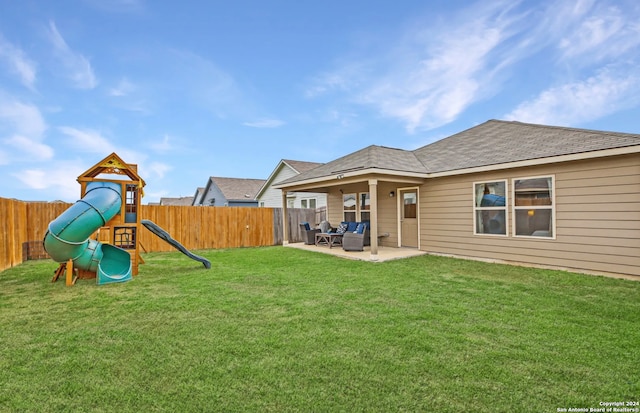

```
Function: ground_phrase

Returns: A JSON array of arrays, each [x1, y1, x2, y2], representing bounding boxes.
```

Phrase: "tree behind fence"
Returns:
[[0, 197, 318, 272]]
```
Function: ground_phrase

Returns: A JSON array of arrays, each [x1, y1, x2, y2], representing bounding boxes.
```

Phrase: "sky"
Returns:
[[1, 0, 639, 203]]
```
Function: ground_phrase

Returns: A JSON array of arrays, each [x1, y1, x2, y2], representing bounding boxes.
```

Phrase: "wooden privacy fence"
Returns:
[[138, 205, 276, 252], [0, 196, 318, 273]]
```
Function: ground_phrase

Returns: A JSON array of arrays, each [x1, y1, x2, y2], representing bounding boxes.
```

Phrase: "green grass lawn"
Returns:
[[1, 247, 638, 412]]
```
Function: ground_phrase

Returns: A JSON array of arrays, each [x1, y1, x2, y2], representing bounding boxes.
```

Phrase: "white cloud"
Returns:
[[149, 134, 172, 153], [12, 166, 81, 201], [108, 78, 151, 113], [13, 169, 48, 189], [305, 71, 356, 98], [0, 34, 37, 90], [46, 21, 97, 89], [308, 1, 527, 133], [556, 1, 640, 63], [108, 78, 136, 97], [0, 99, 47, 137], [145, 161, 172, 179], [58, 126, 115, 153], [0, 99, 53, 161], [243, 118, 285, 128], [57, 126, 147, 175], [5, 135, 54, 160], [504, 66, 640, 125], [305, 0, 640, 133]]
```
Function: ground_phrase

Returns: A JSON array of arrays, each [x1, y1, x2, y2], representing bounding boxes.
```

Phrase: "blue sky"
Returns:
[[1, 0, 639, 203]]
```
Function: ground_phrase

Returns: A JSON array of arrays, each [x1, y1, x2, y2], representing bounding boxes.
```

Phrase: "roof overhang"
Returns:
[[275, 145, 640, 192], [274, 168, 426, 192]]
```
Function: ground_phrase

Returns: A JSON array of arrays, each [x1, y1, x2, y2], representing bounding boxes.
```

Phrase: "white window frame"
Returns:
[[343, 193, 357, 221], [342, 192, 369, 222], [473, 180, 508, 237], [359, 192, 370, 222], [301, 197, 317, 209], [512, 175, 556, 240]]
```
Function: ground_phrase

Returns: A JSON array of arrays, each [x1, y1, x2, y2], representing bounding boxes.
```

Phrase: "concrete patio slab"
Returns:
[[284, 242, 427, 262]]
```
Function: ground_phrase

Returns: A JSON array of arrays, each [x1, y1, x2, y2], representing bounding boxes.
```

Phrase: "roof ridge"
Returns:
[[491, 119, 640, 137]]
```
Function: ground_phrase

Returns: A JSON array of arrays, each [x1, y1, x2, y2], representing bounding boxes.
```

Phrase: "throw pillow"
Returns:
[[336, 223, 348, 234]]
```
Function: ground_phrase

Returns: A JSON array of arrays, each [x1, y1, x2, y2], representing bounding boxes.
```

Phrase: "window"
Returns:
[[343, 192, 370, 222], [343, 193, 356, 222], [403, 191, 417, 219], [359, 193, 370, 221], [301, 198, 317, 209], [473, 181, 507, 235], [114, 227, 136, 249], [125, 184, 138, 223], [513, 176, 554, 238], [287, 199, 294, 209]]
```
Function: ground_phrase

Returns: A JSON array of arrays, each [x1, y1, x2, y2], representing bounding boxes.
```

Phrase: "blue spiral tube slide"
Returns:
[[43, 181, 132, 285]]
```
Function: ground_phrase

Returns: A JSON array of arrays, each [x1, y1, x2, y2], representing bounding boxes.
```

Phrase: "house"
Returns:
[[159, 196, 194, 206], [194, 177, 266, 207], [191, 187, 205, 206], [256, 159, 327, 209], [274, 120, 640, 278]]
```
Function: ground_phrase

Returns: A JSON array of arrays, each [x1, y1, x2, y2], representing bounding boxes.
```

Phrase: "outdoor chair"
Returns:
[[342, 223, 370, 252], [319, 220, 333, 234], [299, 222, 320, 245]]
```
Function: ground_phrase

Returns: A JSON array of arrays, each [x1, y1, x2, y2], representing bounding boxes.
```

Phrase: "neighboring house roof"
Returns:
[[283, 159, 323, 174], [159, 196, 194, 206], [276, 120, 640, 186], [207, 177, 266, 202], [256, 159, 324, 199]]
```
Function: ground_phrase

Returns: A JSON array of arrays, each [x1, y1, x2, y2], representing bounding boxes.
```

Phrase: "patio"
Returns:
[[285, 242, 427, 262]]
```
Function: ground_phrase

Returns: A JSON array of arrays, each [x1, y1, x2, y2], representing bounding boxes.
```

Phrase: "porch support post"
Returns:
[[368, 179, 379, 260], [282, 191, 289, 245]]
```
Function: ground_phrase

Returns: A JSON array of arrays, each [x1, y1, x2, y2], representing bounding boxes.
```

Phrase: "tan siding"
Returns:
[[377, 182, 400, 247], [421, 154, 640, 277]]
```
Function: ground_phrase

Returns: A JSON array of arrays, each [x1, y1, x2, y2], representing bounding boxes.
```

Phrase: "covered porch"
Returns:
[[274, 146, 429, 261]]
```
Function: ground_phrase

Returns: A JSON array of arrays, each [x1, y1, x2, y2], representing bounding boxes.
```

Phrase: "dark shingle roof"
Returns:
[[159, 196, 194, 206], [210, 177, 266, 200], [414, 120, 640, 173], [283, 159, 323, 173], [279, 145, 427, 184], [277, 120, 640, 185]]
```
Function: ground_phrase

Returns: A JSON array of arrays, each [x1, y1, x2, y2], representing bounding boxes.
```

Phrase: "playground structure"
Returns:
[[44, 152, 211, 285], [44, 153, 146, 285]]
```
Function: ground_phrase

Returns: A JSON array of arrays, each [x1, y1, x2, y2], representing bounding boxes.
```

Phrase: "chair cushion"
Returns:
[[302, 222, 311, 231], [346, 222, 358, 232]]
